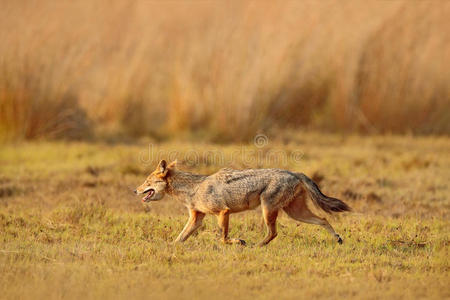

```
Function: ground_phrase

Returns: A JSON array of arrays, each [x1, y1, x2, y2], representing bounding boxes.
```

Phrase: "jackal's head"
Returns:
[[134, 159, 176, 202]]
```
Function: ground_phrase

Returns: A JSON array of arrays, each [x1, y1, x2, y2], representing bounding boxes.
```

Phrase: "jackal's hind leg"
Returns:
[[283, 199, 343, 244], [217, 209, 246, 246], [258, 206, 279, 247], [174, 209, 205, 243]]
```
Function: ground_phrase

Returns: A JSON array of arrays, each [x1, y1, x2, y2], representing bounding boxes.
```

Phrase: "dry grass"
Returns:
[[1, 1, 449, 142], [0, 133, 449, 299]]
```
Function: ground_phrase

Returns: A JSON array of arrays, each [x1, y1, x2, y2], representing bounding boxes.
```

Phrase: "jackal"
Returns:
[[135, 160, 350, 246]]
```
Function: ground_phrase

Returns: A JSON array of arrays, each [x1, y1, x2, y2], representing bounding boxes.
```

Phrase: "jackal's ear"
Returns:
[[157, 160, 167, 174], [167, 159, 177, 170]]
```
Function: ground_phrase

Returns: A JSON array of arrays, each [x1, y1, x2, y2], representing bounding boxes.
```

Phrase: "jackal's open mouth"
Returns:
[[142, 189, 155, 202]]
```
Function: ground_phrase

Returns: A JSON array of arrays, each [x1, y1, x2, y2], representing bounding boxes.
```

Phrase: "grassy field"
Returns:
[[0, 133, 448, 299]]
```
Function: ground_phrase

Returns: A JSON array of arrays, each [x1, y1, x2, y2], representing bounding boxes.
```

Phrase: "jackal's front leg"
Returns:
[[174, 209, 205, 243], [217, 209, 246, 246]]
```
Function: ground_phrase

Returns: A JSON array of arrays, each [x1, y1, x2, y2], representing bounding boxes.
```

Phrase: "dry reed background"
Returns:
[[0, 0, 449, 142]]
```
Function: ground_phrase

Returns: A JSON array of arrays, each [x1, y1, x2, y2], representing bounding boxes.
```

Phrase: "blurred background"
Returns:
[[0, 0, 449, 143]]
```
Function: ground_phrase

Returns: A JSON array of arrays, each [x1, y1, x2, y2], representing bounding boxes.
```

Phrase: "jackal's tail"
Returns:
[[296, 173, 351, 214]]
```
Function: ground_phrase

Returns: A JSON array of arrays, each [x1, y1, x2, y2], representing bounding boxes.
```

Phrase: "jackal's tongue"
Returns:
[[142, 190, 154, 202]]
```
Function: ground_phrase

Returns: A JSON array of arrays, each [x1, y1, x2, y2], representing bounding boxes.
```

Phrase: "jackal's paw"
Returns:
[[172, 238, 184, 245], [235, 239, 246, 246], [224, 238, 246, 246], [336, 235, 343, 244]]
